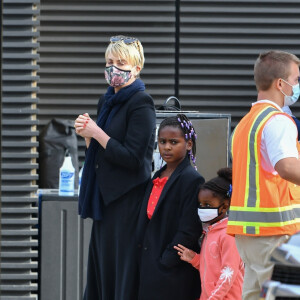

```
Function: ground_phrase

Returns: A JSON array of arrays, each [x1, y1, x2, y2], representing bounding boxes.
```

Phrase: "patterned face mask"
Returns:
[[104, 65, 133, 87]]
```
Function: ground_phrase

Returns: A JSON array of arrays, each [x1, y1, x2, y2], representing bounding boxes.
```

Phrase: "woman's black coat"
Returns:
[[137, 157, 205, 300], [83, 90, 156, 300], [95, 90, 156, 206]]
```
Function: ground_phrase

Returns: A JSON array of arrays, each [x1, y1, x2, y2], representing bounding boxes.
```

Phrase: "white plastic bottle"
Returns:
[[59, 149, 75, 196]]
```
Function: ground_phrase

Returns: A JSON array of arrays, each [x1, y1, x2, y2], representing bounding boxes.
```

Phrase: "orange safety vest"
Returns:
[[227, 102, 300, 236]]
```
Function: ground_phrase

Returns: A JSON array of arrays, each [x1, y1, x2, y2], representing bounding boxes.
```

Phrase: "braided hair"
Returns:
[[200, 168, 232, 202], [158, 114, 197, 168]]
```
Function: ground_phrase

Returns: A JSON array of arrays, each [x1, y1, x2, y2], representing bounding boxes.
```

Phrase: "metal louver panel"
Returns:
[[1, 0, 40, 299], [37, 0, 176, 163], [179, 0, 300, 128]]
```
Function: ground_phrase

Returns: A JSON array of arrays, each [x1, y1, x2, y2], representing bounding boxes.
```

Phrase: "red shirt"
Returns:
[[147, 177, 168, 219]]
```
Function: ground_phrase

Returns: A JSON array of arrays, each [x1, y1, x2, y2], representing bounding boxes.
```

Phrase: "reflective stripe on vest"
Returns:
[[229, 205, 300, 234], [229, 106, 300, 235], [245, 106, 278, 208]]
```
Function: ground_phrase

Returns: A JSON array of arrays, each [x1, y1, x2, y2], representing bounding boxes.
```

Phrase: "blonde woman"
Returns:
[[75, 35, 156, 300]]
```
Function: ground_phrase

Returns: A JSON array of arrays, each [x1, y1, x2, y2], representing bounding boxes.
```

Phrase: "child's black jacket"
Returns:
[[137, 156, 204, 300]]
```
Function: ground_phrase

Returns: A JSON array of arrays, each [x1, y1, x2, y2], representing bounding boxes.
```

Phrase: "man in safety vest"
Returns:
[[227, 50, 300, 300]]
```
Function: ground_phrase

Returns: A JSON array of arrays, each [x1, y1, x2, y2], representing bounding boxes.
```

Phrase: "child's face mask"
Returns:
[[197, 203, 224, 223]]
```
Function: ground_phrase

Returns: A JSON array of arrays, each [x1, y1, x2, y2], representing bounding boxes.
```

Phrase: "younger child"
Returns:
[[137, 114, 205, 300], [174, 168, 244, 300]]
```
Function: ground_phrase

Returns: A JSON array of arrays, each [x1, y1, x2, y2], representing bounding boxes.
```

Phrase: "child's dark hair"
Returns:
[[200, 168, 232, 202], [158, 114, 197, 168]]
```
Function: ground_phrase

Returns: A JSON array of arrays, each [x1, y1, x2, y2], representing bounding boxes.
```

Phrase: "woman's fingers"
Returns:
[[75, 114, 90, 129]]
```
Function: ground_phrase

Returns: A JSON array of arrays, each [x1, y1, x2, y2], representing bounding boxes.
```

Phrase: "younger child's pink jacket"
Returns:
[[190, 218, 244, 300]]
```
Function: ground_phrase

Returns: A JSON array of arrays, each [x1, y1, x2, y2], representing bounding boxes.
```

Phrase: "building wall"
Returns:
[[1, 0, 40, 299]]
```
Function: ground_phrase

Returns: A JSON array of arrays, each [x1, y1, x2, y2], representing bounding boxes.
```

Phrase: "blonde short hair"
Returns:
[[254, 50, 300, 91], [105, 36, 145, 72]]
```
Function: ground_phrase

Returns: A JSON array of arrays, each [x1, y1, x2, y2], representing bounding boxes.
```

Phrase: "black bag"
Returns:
[[156, 96, 181, 111], [39, 118, 79, 189]]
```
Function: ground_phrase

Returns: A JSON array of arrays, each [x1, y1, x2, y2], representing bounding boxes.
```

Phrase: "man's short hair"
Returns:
[[254, 50, 300, 91]]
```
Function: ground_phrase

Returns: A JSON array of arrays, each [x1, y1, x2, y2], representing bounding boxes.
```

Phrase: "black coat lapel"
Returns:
[[151, 156, 191, 218]]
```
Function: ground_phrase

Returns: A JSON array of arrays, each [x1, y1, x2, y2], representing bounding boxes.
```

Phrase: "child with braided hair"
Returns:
[[136, 114, 205, 300], [174, 168, 244, 300]]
